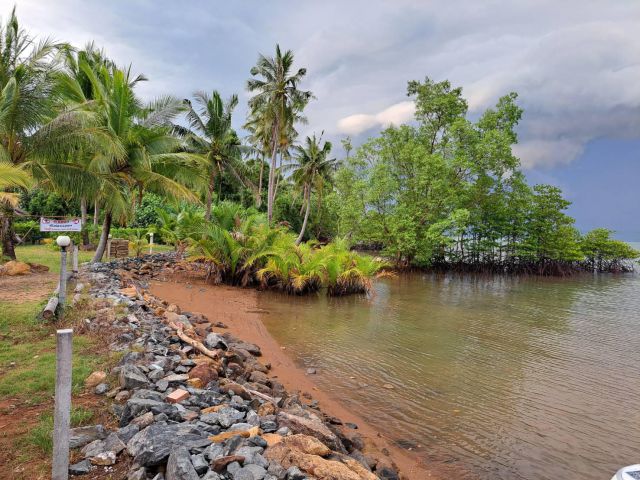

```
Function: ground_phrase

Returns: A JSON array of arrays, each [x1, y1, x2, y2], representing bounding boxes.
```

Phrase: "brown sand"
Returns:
[[150, 279, 437, 480]]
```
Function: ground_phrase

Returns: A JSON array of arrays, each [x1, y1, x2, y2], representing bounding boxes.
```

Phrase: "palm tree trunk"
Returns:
[[91, 211, 112, 263], [256, 155, 264, 208], [267, 142, 277, 223], [0, 201, 17, 261], [93, 201, 99, 226], [295, 186, 311, 245], [80, 197, 90, 246], [205, 167, 216, 221]]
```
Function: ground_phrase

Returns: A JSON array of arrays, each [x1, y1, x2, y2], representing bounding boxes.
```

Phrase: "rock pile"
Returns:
[[69, 254, 400, 480]]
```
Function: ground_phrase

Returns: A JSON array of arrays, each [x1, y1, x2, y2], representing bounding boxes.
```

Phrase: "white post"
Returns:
[[52, 328, 73, 480], [106, 234, 112, 261], [72, 244, 79, 275], [149, 233, 154, 254]]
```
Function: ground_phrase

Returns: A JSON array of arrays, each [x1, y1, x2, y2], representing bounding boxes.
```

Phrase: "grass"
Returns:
[[0, 298, 107, 404], [14, 243, 174, 273], [26, 407, 94, 454]]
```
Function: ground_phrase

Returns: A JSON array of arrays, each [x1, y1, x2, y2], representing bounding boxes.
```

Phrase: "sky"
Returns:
[[6, 0, 640, 239]]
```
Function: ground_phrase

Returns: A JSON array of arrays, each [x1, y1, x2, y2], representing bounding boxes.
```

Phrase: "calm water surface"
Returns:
[[258, 262, 640, 479]]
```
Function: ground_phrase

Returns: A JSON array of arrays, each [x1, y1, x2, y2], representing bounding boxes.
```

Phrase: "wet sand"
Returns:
[[150, 279, 436, 480]]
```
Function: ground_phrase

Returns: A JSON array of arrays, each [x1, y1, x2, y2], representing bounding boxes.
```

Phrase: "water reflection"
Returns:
[[258, 272, 640, 480]]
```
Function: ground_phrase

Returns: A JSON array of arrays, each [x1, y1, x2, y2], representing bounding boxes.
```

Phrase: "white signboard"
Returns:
[[40, 217, 82, 232]]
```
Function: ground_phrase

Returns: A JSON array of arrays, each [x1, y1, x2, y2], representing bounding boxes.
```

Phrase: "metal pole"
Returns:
[[59, 247, 68, 310], [52, 328, 73, 480]]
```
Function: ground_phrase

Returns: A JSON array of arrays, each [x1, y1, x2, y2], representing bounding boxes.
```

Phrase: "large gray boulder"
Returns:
[[119, 364, 149, 390], [127, 423, 211, 466], [166, 446, 199, 480]]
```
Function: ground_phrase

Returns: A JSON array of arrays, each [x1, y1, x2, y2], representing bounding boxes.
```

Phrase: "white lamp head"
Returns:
[[56, 235, 71, 248]]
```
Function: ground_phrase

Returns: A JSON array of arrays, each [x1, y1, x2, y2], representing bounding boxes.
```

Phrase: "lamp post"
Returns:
[[56, 236, 71, 311]]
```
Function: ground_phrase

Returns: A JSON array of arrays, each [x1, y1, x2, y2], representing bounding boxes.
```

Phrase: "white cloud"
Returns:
[[337, 101, 415, 135]]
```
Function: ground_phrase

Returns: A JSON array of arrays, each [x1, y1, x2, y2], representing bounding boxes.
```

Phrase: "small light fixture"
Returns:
[[56, 235, 71, 248]]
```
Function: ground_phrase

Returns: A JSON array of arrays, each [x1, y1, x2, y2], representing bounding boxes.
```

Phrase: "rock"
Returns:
[[190, 453, 208, 474], [208, 426, 259, 443], [85, 371, 107, 388], [69, 424, 107, 449], [205, 333, 228, 350], [218, 407, 245, 428], [211, 455, 245, 472], [127, 423, 211, 466], [200, 413, 219, 425], [285, 466, 306, 479], [266, 442, 377, 480], [277, 411, 343, 452], [280, 434, 331, 456], [188, 362, 219, 385], [0, 261, 31, 276], [115, 390, 131, 402], [117, 424, 140, 443], [377, 466, 400, 480], [382, 384, 394, 390], [68, 459, 91, 475], [257, 403, 276, 417], [120, 398, 177, 426], [166, 446, 199, 480], [127, 467, 147, 480], [219, 380, 251, 400], [130, 411, 154, 428], [204, 443, 225, 461], [201, 471, 221, 480], [94, 383, 109, 395], [249, 371, 269, 385], [166, 388, 190, 404], [306, 368, 317, 375], [119, 364, 149, 390], [162, 373, 190, 384], [103, 432, 127, 455], [90, 451, 116, 466]]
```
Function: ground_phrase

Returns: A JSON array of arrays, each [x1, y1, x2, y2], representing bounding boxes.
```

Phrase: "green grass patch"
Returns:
[[0, 299, 106, 405], [25, 407, 94, 454]]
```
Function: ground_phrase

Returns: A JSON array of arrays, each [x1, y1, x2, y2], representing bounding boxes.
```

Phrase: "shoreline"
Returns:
[[150, 278, 436, 480]]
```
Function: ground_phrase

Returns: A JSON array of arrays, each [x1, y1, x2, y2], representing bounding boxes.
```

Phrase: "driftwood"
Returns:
[[167, 321, 220, 360], [43, 296, 59, 320], [246, 389, 278, 405]]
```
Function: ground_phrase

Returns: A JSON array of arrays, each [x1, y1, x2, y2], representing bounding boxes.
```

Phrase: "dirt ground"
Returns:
[[0, 273, 57, 303]]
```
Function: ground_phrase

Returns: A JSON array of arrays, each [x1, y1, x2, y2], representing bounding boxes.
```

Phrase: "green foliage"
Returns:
[[581, 228, 639, 271], [334, 79, 636, 274], [181, 201, 384, 295], [132, 192, 171, 227]]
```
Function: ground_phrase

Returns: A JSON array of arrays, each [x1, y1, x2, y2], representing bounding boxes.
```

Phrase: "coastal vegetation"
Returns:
[[1, 6, 637, 284]]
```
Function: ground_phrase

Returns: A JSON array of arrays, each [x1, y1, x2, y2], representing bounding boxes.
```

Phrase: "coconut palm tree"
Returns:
[[77, 62, 203, 262], [247, 45, 312, 223], [181, 90, 255, 220], [287, 134, 336, 245], [0, 8, 120, 260]]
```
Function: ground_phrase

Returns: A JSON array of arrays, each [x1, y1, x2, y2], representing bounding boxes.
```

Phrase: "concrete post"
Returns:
[[106, 235, 112, 260], [59, 247, 68, 310], [72, 244, 79, 275], [149, 233, 154, 254], [52, 328, 73, 480]]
